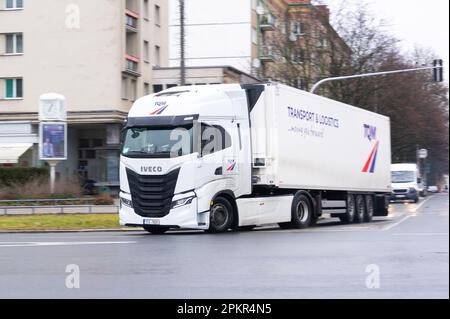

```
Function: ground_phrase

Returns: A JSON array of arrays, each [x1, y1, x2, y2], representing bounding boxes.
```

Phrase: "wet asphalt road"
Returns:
[[0, 193, 448, 299]]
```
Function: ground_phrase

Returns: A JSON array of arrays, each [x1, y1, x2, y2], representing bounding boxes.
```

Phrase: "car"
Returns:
[[427, 185, 439, 193]]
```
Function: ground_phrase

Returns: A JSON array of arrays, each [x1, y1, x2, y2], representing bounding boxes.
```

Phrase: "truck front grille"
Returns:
[[126, 168, 180, 218], [393, 189, 408, 194]]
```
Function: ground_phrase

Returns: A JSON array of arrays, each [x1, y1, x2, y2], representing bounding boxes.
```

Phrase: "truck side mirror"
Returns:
[[417, 178, 422, 184]]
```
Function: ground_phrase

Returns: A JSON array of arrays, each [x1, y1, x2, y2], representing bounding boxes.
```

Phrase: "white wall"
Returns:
[[169, 0, 252, 73]]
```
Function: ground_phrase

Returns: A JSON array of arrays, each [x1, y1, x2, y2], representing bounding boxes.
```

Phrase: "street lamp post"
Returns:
[[310, 64, 445, 95]]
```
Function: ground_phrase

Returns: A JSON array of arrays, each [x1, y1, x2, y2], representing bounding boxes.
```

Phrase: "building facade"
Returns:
[[169, 0, 258, 75], [0, 0, 168, 186], [152, 65, 261, 92], [168, 0, 350, 90]]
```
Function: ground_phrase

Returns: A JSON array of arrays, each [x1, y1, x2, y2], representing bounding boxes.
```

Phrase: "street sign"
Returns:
[[417, 149, 428, 159]]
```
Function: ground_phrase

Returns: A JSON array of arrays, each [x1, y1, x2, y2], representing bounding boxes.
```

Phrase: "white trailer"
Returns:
[[119, 83, 391, 234]]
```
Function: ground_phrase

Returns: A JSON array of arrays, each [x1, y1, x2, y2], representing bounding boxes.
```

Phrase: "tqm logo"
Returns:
[[151, 101, 168, 115], [362, 124, 379, 173], [364, 124, 377, 141]]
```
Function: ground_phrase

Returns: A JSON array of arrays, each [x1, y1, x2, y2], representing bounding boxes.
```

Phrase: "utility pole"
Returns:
[[179, 0, 186, 86]]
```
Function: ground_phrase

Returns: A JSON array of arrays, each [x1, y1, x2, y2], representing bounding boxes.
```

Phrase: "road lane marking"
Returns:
[[0, 241, 136, 248], [392, 232, 449, 236], [413, 196, 434, 213], [382, 215, 412, 231]]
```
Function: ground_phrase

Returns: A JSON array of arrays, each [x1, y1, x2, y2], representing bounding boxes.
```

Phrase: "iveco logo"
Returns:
[[141, 166, 163, 173]]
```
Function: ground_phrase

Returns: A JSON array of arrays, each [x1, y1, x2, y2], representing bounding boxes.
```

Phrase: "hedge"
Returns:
[[0, 167, 49, 186]]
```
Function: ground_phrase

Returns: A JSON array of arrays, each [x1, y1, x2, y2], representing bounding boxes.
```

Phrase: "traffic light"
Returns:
[[433, 59, 444, 82]]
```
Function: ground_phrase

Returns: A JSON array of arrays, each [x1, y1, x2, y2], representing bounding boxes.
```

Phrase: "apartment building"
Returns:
[[168, 0, 350, 90], [268, 0, 351, 91], [0, 0, 168, 186]]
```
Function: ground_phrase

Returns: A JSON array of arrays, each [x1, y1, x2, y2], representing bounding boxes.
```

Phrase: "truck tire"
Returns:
[[364, 195, 374, 222], [354, 194, 366, 223], [339, 194, 356, 224], [290, 193, 313, 229], [143, 226, 170, 234], [207, 197, 234, 233]]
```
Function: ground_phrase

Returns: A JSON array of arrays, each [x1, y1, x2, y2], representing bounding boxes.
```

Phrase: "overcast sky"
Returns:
[[324, 0, 450, 82]]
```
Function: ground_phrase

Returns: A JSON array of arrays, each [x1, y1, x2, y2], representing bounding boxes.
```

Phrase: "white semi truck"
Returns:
[[119, 83, 391, 234]]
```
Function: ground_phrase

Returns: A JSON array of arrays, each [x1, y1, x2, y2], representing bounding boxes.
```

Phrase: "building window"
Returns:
[[154, 5, 160, 26], [5, 33, 23, 54], [252, 27, 258, 45], [143, 40, 150, 62], [292, 49, 305, 64], [130, 79, 137, 101], [318, 38, 327, 48], [144, 82, 150, 95], [4, 78, 23, 98], [294, 78, 308, 91], [292, 21, 305, 36], [154, 45, 161, 66], [153, 84, 163, 93], [5, 0, 23, 9], [143, 0, 149, 20], [121, 77, 128, 100]]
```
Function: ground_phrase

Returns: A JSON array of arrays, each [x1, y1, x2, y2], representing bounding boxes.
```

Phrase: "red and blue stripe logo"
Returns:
[[362, 141, 379, 173], [226, 162, 236, 172], [150, 105, 168, 115]]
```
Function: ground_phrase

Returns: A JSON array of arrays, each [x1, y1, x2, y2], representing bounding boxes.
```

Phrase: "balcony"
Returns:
[[124, 54, 141, 76], [260, 45, 275, 62], [260, 13, 276, 31], [125, 9, 139, 33]]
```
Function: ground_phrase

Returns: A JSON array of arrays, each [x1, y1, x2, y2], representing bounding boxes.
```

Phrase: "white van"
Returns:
[[391, 163, 424, 203]]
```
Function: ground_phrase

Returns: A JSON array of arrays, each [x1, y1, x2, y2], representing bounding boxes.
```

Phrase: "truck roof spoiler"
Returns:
[[241, 84, 265, 112]]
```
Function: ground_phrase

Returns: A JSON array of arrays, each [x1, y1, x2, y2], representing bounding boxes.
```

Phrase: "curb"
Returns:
[[0, 228, 144, 234]]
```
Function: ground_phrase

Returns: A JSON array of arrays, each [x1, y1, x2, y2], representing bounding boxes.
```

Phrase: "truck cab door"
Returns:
[[194, 120, 241, 193]]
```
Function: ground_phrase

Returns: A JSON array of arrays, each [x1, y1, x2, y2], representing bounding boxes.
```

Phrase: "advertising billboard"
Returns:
[[39, 123, 67, 160]]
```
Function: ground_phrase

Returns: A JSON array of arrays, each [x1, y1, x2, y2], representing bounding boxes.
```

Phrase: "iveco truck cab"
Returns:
[[119, 84, 391, 234]]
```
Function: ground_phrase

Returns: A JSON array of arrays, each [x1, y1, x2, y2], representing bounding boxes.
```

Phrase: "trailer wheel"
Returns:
[[207, 197, 234, 233], [354, 194, 366, 223], [291, 194, 312, 229], [364, 195, 374, 222], [143, 226, 170, 234], [339, 194, 356, 224]]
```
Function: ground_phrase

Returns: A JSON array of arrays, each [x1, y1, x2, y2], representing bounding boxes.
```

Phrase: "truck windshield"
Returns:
[[391, 171, 415, 183], [122, 125, 193, 158]]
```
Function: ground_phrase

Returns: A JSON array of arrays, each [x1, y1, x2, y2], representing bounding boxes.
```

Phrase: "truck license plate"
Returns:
[[144, 219, 160, 225]]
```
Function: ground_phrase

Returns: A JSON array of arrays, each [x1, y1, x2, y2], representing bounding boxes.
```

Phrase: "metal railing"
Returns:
[[0, 198, 118, 215]]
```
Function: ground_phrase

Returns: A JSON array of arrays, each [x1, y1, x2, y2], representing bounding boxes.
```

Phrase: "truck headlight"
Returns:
[[409, 188, 417, 193], [171, 196, 195, 209], [121, 197, 133, 208]]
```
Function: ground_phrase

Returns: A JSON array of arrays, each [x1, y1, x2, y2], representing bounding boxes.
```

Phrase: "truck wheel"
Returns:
[[354, 194, 366, 223], [143, 226, 170, 234], [291, 194, 313, 229], [339, 194, 356, 224], [364, 195, 374, 222], [207, 197, 234, 233]]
